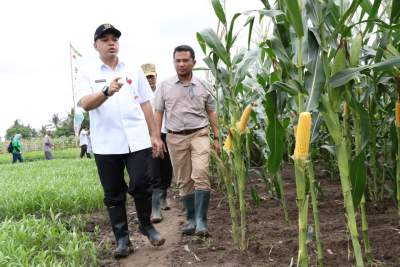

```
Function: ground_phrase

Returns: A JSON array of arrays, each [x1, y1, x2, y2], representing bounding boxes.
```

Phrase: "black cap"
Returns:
[[94, 23, 121, 41]]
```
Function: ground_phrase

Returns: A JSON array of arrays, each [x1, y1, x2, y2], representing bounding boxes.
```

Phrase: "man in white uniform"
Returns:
[[77, 23, 166, 259], [79, 127, 90, 158]]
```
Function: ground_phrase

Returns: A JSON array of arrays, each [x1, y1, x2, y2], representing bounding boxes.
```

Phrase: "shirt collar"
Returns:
[[174, 73, 199, 86], [97, 57, 125, 72]]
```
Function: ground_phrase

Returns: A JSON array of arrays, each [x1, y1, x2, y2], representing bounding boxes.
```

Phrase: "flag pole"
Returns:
[[69, 43, 76, 110]]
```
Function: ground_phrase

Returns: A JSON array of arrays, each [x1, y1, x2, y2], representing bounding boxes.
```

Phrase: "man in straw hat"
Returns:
[[141, 63, 173, 224]]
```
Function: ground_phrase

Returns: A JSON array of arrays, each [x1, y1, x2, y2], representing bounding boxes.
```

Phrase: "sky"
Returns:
[[0, 0, 263, 140]]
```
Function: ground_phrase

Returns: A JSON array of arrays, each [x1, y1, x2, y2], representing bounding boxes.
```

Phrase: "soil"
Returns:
[[87, 163, 400, 267]]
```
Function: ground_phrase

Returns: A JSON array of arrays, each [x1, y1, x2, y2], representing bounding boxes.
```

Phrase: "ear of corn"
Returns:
[[237, 105, 252, 133], [350, 33, 362, 67], [332, 43, 347, 75], [294, 112, 312, 159], [223, 128, 234, 152]]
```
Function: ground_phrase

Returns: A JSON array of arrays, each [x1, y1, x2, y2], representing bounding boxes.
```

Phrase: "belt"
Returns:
[[167, 126, 207, 135]]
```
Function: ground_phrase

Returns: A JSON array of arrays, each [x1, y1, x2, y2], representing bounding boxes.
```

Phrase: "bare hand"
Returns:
[[108, 77, 123, 96], [151, 136, 167, 159], [213, 139, 221, 155]]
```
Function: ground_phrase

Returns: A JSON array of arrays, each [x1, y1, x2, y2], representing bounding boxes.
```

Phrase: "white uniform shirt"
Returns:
[[79, 130, 88, 146], [150, 88, 167, 134], [76, 58, 153, 154]]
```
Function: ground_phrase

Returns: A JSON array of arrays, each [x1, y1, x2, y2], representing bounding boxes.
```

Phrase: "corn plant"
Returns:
[[202, 0, 400, 264]]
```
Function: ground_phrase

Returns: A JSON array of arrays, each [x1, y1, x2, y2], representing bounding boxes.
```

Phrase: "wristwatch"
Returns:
[[102, 86, 110, 97]]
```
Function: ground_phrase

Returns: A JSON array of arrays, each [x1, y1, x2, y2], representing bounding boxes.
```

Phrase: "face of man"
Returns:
[[174, 51, 196, 77], [146, 75, 157, 91], [94, 33, 119, 59]]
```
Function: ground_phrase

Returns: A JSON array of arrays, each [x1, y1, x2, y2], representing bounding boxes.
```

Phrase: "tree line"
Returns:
[[5, 109, 89, 140]]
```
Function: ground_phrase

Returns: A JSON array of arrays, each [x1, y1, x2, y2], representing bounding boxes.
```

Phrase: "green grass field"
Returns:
[[0, 157, 104, 266], [0, 148, 81, 164]]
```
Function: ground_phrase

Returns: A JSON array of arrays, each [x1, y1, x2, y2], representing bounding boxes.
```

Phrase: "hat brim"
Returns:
[[144, 71, 157, 76], [95, 28, 121, 40]]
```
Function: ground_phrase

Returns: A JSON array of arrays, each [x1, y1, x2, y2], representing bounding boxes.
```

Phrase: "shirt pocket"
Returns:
[[91, 77, 108, 92], [190, 86, 207, 110]]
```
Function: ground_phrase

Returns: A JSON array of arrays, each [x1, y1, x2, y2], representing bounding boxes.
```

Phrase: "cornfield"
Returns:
[[200, 0, 400, 265]]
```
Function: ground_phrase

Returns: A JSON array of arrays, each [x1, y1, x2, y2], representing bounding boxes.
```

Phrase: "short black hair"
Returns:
[[173, 45, 195, 60]]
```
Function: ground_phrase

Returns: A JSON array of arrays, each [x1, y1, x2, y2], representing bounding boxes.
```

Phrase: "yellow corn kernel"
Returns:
[[396, 100, 400, 128], [294, 112, 312, 159], [238, 105, 252, 133], [223, 128, 233, 152]]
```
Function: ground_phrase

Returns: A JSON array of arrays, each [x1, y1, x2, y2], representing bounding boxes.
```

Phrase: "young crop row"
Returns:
[[0, 159, 103, 219], [0, 158, 103, 266], [0, 148, 80, 165], [0, 216, 98, 266]]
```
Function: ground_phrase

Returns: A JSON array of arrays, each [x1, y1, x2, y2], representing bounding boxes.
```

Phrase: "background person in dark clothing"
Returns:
[[79, 127, 91, 158], [11, 134, 23, 163], [141, 63, 173, 223]]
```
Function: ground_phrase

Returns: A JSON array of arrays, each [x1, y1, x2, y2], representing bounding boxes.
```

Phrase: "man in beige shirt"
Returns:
[[153, 45, 220, 236]]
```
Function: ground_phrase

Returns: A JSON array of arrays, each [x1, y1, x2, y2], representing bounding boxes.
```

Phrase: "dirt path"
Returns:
[[120, 200, 183, 267]]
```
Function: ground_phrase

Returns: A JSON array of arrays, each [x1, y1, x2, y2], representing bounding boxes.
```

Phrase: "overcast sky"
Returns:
[[0, 0, 263, 139]]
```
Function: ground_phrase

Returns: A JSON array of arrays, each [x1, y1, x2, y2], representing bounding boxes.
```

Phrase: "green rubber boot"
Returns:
[[182, 193, 196, 235], [194, 190, 210, 237], [151, 189, 163, 223]]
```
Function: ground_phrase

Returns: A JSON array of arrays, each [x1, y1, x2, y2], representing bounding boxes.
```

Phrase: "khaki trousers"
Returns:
[[166, 127, 211, 196]]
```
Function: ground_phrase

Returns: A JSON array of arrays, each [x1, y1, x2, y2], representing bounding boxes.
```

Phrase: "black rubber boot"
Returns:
[[160, 189, 170, 210], [182, 193, 196, 235], [151, 189, 163, 223], [106, 205, 133, 259], [135, 197, 166, 246], [194, 190, 210, 237]]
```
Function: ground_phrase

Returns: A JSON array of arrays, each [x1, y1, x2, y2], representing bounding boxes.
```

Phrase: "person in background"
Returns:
[[12, 134, 23, 163], [79, 127, 91, 158], [76, 23, 165, 258], [86, 129, 93, 157], [43, 131, 54, 160], [153, 45, 220, 237], [141, 63, 173, 223]]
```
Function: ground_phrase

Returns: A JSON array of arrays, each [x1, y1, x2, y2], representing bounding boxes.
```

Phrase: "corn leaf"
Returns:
[[283, 0, 304, 38], [363, 0, 382, 34], [233, 49, 259, 85], [199, 28, 231, 66], [390, 0, 400, 25], [330, 66, 368, 87], [251, 186, 261, 206], [330, 0, 362, 41], [226, 13, 241, 52], [211, 0, 226, 25], [244, 16, 255, 50], [305, 31, 325, 112], [351, 100, 371, 150], [196, 33, 207, 54], [266, 116, 285, 174], [350, 150, 367, 209]]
